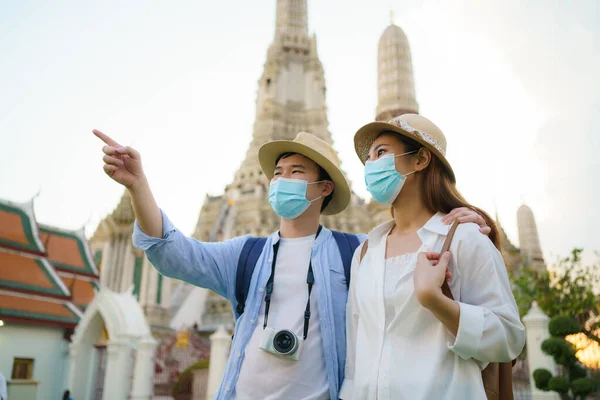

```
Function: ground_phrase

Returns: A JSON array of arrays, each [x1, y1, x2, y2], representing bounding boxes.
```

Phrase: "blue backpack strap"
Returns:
[[331, 231, 360, 288], [235, 237, 267, 317]]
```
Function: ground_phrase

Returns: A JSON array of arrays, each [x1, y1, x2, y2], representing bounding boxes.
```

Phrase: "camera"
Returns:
[[259, 327, 303, 360]]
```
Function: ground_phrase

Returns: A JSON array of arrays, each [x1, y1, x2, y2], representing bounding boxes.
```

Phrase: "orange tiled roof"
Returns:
[[0, 197, 98, 328], [0, 201, 44, 254], [59, 274, 99, 309], [0, 251, 70, 298], [0, 292, 80, 327], [39, 226, 98, 277]]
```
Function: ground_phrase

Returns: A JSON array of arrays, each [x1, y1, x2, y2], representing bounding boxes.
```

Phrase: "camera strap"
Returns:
[[263, 225, 323, 341]]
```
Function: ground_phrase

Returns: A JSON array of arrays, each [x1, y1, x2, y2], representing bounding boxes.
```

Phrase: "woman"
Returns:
[[340, 114, 525, 399]]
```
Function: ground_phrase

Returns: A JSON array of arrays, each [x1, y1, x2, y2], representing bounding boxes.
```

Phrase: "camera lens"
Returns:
[[273, 330, 298, 355]]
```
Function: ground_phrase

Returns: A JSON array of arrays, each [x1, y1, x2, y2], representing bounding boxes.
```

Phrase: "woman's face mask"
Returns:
[[269, 177, 324, 219], [364, 151, 416, 205]]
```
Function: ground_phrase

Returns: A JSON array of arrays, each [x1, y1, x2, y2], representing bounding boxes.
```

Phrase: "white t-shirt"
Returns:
[[236, 234, 329, 400]]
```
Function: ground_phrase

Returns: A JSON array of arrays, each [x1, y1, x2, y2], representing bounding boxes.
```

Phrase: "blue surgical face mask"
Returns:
[[269, 177, 324, 220], [364, 152, 417, 205]]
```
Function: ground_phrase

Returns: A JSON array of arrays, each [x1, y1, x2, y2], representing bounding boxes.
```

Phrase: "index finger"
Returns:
[[458, 212, 485, 227], [442, 207, 467, 223], [442, 208, 460, 223], [93, 129, 121, 148], [422, 252, 441, 260]]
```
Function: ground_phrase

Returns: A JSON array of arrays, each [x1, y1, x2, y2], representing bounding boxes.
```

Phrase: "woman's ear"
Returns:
[[415, 148, 432, 171]]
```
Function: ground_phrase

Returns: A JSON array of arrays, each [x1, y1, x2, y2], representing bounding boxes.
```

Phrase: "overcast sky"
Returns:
[[1, 0, 598, 266]]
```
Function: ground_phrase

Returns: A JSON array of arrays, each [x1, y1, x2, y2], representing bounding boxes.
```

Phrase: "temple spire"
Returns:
[[376, 14, 419, 121], [517, 204, 545, 270], [276, 0, 308, 36]]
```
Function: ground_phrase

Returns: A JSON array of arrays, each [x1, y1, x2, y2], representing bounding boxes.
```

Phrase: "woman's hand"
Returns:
[[413, 251, 452, 309], [442, 207, 491, 235]]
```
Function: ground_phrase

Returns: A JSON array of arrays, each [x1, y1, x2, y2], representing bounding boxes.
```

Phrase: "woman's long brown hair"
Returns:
[[388, 132, 501, 250]]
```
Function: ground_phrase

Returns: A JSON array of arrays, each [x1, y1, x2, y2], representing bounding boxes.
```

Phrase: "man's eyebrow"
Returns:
[[276, 164, 306, 169]]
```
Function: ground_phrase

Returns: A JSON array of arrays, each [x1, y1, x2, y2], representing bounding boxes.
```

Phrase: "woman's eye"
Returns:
[[377, 149, 385, 157]]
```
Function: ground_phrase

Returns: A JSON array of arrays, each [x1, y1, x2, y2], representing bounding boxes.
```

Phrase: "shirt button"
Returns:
[[268, 258, 273, 263], [236, 352, 241, 357], [259, 288, 264, 293], [226, 386, 230, 391], [250, 319, 255, 324]]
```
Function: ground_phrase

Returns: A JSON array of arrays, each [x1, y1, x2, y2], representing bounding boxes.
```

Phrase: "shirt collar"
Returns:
[[367, 219, 396, 244], [269, 225, 331, 247], [418, 212, 450, 236], [368, 212, 450, 246]]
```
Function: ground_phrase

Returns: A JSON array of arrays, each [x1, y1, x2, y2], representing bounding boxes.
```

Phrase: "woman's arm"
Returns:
[[414, 227, 525, 362]]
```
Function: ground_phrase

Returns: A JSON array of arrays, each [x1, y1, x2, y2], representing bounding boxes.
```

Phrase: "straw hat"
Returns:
[[354, 114, 455, 182], [258, 132, 351, 215]]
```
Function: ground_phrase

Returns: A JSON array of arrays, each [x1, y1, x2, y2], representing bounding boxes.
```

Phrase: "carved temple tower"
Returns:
[[90, 191, 173, 338], [173, 0, 373, 331], [368, 15, 420, 225]]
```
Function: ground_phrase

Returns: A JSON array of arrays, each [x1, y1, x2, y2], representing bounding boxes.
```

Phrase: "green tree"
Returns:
[[512, 249, 600, 399], [512, 248, 600, 338], [533, 316, 597, 399]]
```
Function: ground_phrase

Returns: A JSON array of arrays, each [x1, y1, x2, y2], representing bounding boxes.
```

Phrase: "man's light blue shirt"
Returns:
[[133, 210, 366, 399]]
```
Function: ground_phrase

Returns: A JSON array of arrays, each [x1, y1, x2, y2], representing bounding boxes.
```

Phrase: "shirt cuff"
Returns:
[[447, 302, 484, 359], [132, 209, 177, 251], [339, 378, 353, 400]]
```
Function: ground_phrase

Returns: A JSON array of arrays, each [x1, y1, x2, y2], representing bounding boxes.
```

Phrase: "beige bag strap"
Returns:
[[441, 220, 460, 301]]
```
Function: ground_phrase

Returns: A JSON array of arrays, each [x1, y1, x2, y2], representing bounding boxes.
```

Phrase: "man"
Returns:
[[94, 129, 488, 400]]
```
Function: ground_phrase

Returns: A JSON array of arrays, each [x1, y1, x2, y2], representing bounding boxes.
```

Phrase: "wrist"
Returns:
[[127, 175, 149, 194], [416, 287, 446, 310]]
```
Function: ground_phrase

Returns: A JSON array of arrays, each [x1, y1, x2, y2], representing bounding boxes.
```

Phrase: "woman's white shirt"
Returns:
[[340, 213, 525, 400]]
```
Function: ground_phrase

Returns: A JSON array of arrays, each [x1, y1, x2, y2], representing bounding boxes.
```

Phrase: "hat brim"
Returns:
[[258, 141, 351, 215], [354, 121, 456, 183]]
